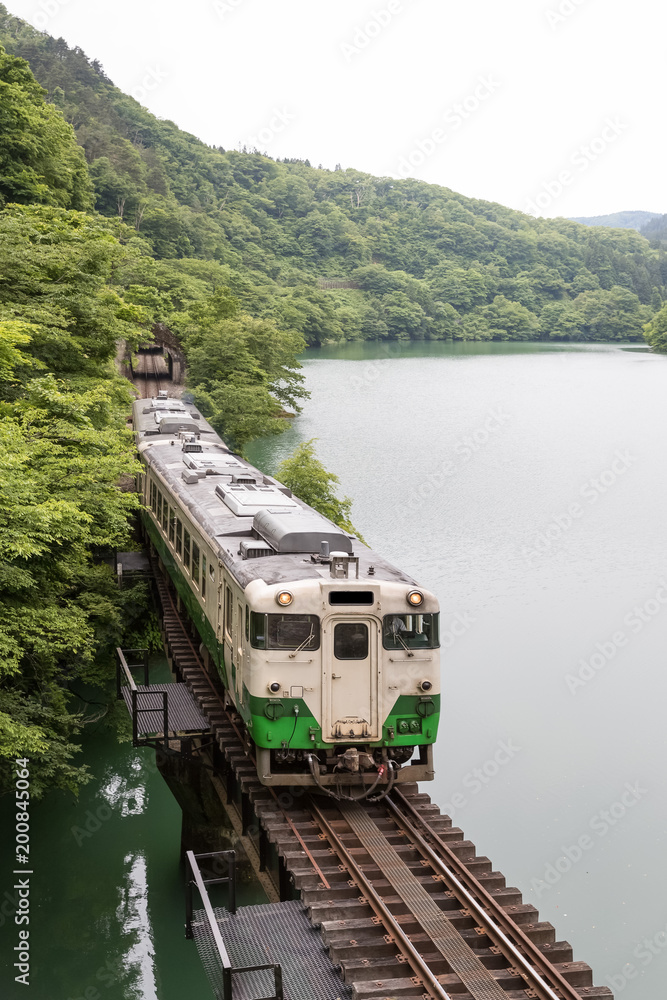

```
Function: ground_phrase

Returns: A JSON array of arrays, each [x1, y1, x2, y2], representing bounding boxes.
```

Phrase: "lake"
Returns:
[[248, 339, 667, 998]]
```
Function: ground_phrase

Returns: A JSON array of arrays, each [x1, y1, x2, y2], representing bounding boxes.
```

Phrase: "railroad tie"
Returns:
[[339, 801, 510, 1000]]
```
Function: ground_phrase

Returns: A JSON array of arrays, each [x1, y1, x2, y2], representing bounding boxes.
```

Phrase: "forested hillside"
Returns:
[[1, 3, 665, 349], [640, 213, 667, 246]]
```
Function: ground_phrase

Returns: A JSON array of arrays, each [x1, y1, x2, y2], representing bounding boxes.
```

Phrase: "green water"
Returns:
[[0, 659, 265, 1000]]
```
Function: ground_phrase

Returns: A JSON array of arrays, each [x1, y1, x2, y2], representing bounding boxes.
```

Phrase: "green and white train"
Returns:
[[134, 393, 440, 796]]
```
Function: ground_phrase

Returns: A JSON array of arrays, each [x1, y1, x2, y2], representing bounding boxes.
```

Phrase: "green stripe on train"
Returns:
[[246, 691, 440, 750]]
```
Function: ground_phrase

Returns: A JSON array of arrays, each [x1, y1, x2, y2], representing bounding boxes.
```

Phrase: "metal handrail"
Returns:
[[115, 647, 149, 699], [185, 850, 283, 1000]]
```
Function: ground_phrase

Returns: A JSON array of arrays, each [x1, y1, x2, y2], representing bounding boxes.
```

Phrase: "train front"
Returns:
[[243, 525, 440, 798]]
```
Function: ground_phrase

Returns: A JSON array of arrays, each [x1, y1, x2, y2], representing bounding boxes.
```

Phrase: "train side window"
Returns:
[[192, 542, 200, 590], [157, 491, 163, 524], [245, 606, 249, 641], [183, 529, 191, 572], [161, 497, 169, 532], [168, 508, 176, 545], [202, 556, 207, 599], [250, 611, 265, 649], [225, 586, 233, 639], [150, 481, 157, 512], [176, 519, 182, 557]]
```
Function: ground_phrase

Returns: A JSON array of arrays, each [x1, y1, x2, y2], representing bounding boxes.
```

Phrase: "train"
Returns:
[[133, 392, 440, 797]]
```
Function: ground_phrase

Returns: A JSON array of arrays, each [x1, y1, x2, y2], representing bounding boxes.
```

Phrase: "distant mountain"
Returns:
[[640, 214, 667, 245], [571, 211, 662, 231]]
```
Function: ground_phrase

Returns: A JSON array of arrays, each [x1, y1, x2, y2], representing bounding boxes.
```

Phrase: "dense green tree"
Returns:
[[643, 302, 667, 352], [0, 45, 92, 210], [276, 439, 365, 542]]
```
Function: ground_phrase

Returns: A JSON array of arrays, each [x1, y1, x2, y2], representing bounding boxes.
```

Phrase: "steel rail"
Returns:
[[389, 788, 582, 1000], [308, 798, 453, 1000]]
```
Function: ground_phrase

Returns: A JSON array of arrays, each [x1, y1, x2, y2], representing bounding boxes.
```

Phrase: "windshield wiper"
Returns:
[[289, 628, 315, 657], [394, 631, 414, 657]]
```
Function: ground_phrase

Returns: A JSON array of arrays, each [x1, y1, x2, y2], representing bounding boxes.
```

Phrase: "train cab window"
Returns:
[[201, 556, 206, 599], [183, 530, 191, 572], [191, 542, 200, 589], [250, 613, 320, 651], [334, 622, 368, 660], [168, 508, 176, 545], [175, 519, 182, 557], [383, 613, 440, 650]]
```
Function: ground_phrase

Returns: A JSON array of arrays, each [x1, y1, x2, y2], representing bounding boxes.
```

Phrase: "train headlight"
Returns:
[[420, 680, 432, 692], [407, 590, 423, 607], [269, 682, 281, 693], [276, 590, 293, 607]]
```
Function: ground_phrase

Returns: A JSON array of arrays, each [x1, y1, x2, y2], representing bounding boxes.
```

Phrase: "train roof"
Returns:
[[132, 394, 418, 590]]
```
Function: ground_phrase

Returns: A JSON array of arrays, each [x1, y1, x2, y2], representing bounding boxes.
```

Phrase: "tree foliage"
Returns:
[[277, 440, 365, 542], [0, 142, 148, 794], [0, 44, 92, 210]]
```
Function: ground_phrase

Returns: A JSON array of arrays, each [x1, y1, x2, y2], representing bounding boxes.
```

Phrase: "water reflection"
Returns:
[[117, 853, 158, 1000]]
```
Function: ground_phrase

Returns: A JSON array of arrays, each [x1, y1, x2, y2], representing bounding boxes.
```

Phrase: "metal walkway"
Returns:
[[192, 900, 352, 1000], [121, 683, 210, 735]]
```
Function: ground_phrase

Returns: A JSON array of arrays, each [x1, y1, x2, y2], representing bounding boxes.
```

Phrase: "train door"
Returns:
[[324, 617, 379, 740], [235, 601, 245, 698]]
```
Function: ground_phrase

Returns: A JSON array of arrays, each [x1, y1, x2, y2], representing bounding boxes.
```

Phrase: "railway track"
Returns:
[[134, 348, 169, 398], [146, 558, 611, 1000]]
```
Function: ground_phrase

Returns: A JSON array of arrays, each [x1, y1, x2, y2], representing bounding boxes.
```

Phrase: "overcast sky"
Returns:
[[6, 0, 666, 219]]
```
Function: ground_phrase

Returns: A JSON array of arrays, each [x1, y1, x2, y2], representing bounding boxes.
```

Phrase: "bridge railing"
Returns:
[[116, 647, 169, 749], [185, 849, 283, 1000]]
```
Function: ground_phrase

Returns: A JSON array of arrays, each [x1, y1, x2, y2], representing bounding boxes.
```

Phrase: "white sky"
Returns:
[[6, 0, 666, 219]]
